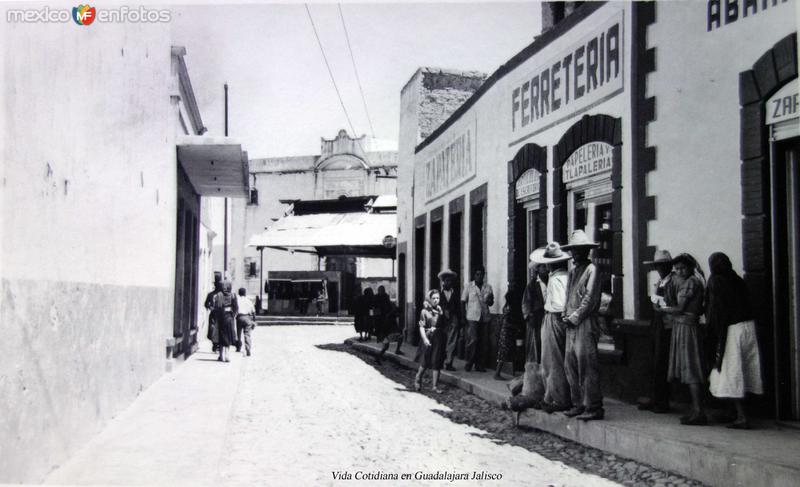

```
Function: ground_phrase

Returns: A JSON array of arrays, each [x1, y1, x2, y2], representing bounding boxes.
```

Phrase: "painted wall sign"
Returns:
[[707, 0, 790, 32], [766, 81, 799, 125], [423, 128, 476, 202], [562, 142, 614, 183], [510, 11, 623, 146], [515, 169, 541, 201]]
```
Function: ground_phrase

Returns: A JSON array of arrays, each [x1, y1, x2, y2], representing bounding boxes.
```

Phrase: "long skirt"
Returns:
[[496, 318, 517, 362], [217, 312, 237, 347], [667, 316, 705, 384], [415, 328, 447, 370], [540, 312, 570, 408], [709, 320, 763, 398]]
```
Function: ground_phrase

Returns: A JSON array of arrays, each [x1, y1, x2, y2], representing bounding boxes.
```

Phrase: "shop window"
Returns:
[[244, 258, 258, 279]]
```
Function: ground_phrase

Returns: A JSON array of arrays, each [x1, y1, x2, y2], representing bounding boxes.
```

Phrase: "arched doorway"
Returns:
[[739, 32, 799, 420], [507, 144, 548, 291]]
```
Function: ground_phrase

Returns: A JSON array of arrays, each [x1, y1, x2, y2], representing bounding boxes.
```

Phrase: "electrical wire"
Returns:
[[338, 4, 376, 139], [304, 4, 360, 147]]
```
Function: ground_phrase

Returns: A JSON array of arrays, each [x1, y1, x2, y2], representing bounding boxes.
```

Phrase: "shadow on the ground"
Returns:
[[316, 341, 706, 487]]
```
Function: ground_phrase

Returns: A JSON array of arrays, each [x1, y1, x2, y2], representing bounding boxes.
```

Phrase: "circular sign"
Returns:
[[382, 235, 397, 249]]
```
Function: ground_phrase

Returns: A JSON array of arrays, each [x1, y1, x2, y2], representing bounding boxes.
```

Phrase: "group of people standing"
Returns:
[[205, 272, 258, 362], [406, 228, 763, 428], [636, 250, 763, 428], [353, 285, 404, 363]]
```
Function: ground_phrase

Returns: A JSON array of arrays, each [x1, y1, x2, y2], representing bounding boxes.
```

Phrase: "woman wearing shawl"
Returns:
[[659, 253, 707, 425], [414, 290, 446, 393], [706, 252, 763, 429], [494, 283, 523, 380]]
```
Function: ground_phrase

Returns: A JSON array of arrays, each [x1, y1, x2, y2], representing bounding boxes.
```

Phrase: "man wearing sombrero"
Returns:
[[531, 243, 572, 413], [561, 230, 605, 421], [638, 249, 677, 414], [437, 269, 462, 371]]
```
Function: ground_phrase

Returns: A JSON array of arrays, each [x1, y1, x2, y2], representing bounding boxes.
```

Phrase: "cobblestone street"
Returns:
[[47, 326, 621, 486]]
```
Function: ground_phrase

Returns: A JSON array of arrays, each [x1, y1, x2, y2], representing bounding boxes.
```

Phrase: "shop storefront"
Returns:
[[645, 1, 797, 418], [397, 0, 798, 413]]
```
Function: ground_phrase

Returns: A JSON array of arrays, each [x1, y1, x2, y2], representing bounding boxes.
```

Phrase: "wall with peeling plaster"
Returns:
[[1, 21, 176, 483]]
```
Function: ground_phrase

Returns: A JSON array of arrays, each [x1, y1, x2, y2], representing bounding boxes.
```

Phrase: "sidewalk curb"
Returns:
[[346, 339, 800, 487]]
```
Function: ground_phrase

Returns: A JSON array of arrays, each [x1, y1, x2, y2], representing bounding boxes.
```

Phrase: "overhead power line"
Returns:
[[338, 4, 376, 139], [304, 4, 360, 146]]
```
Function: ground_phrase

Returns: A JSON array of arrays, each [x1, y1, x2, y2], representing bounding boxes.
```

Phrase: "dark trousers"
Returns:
[[465, 320, 490, 368], [445, 320, 462, 364], [652, 317, 672, 409], [525, 313, 544, 363], [236, 316, 254, 354]]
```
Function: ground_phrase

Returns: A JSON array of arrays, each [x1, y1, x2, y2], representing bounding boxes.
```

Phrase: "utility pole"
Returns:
[[223, 82, 229, 278]]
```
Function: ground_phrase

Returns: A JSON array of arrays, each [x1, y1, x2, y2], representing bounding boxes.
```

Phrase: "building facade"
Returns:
[[230, 130, 398, 298], [397, 0, 799, 417], [1, 22, 247, 483]]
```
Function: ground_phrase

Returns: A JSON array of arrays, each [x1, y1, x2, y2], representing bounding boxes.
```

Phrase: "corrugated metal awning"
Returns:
[[247, 212, 397, 257]]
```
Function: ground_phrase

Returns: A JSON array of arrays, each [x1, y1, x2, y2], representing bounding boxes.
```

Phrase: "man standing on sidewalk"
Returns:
[[236, 288, 257, 356], [439, 269, 462, 371], [639, 250, 676, 413], [461, 266, 494, 372], [561, 230, 604, 421]]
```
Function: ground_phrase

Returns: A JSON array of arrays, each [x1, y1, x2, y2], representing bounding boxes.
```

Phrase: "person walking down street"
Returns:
[[639, 250, 678, 414], [438, 269, 462, 371], [315, 279, 329, 316], [521, 264, 548, 364], [235, 288, 256, 357], [213, 280, 239, 363], [706, 252, 763, 429], [532, 243, 573, 414], [363, 287, 376, 341], [561, 230, 605, 421], [414, 290, 446, 393], [462, 267, 494, 372], [353, 287, 368, 341], [495, 284, 523, 380], [659, 253, 708, 425], [204, 271, 223, 352]]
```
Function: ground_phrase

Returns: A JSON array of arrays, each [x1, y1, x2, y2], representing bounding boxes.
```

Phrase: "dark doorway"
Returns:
[[470, 202, 486, 276], [413, 225, 426, 345], [430, 219, 443, 290], [398, 252, 407, 327], [772, 137, 800, 420], [449, 211, 463, 283]]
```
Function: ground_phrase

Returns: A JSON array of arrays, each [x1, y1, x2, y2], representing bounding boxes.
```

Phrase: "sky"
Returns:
[[171, 2, 542, 159]]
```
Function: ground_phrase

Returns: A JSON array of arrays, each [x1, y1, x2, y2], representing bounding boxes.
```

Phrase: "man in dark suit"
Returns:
[[438, 269, 462, 371]]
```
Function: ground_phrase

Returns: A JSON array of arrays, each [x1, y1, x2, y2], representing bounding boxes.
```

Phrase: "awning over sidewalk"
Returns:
[[177, 135, 249, 197], [247, 212, 397, 257]]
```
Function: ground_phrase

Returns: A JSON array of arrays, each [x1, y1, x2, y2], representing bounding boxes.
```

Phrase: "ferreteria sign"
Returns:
[[422, 126, 476, 202], [562, 142, 613, 183], [509, 11, 624, 147]]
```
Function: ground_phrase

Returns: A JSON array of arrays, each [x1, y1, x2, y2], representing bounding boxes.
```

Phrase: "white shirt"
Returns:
[[461, 281, 494, 322], [544, 269, 568, 313], [236, 295, 255, 315]]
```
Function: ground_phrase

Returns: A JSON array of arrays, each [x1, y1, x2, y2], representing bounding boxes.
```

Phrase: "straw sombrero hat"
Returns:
[[529, 242, 572, 266], [561, 229, 599, 249], [437, 268, 457, 279], [643, 249, 673, 266]]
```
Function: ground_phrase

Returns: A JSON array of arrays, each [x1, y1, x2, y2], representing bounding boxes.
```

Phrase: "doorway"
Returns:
[[449, 211, 463, 283], [430, 217, 443, 290], [772, 138, 800, 420], [470, 202, 486, 276]]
